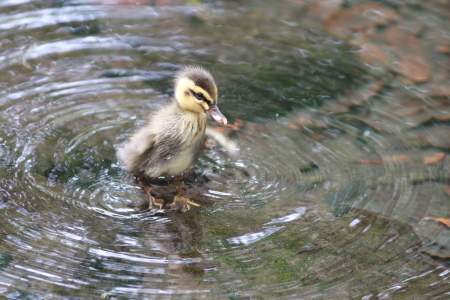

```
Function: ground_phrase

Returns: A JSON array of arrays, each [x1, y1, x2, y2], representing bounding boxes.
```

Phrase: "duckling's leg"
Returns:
[[143, 186, 165, 211], [138, 177, 164, 211], [167, 178, 200, 213]]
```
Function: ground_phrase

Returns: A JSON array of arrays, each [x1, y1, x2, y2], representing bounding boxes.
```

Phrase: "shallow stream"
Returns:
[[0, 0, 449, 299]]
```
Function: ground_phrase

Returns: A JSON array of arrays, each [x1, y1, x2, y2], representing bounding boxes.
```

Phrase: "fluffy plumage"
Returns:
[[118, 65, 226, 178]]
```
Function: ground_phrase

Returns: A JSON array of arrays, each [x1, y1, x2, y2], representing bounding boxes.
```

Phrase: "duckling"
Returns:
[[118, 65, 227, 212]]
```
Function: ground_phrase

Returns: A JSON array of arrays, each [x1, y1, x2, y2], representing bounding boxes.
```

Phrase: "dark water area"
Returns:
[[0, 0, 449, 299]]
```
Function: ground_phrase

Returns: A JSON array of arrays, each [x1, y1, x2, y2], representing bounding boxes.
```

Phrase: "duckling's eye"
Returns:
[[193, 91, 205, 100], [189, 89, 212, 106]]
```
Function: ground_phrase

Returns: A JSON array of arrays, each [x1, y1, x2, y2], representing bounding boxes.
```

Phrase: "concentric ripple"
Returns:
[[0, 0, 449, 299]]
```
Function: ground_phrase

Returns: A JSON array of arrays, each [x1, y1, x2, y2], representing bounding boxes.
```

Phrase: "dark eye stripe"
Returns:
[[190, 89, 211, 105]]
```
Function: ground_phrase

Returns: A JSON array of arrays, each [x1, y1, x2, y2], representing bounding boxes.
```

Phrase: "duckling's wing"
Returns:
[[117, 129, 156, 174]]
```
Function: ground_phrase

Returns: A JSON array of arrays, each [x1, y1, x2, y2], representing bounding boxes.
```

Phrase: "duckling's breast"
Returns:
[[144, 110, 207, 177]]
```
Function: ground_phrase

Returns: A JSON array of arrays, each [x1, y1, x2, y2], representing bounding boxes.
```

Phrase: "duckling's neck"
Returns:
[[173, 95, 201, 115], [171, 99, 204, 116], [168, 101, 207, 141]]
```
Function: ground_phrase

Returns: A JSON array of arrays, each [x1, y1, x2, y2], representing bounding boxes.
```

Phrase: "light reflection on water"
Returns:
[[0, 0, 449, 299]]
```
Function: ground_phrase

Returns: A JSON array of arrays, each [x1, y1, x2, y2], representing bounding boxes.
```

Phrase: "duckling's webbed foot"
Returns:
[[138, 177, 164, 212], [167, 178, 201, 212], [143, 186, 164, 211], [168, 194, 200, 213]]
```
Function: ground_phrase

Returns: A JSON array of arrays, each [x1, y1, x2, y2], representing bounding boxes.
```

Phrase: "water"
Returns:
[[0, 0, 449, 299]]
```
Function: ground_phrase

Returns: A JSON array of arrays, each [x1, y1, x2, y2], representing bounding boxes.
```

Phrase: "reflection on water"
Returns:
[[0, 0, 449, 299]]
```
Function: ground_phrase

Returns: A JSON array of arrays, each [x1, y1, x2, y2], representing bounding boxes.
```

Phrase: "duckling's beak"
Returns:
[[206, 104, 227, 125]]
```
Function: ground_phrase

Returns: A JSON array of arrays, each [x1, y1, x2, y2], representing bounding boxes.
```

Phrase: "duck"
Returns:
[[118, 65, 228, 212]]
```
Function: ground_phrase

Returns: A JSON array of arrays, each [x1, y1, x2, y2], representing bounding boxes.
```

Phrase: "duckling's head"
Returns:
[[174, 65, 227, 125]]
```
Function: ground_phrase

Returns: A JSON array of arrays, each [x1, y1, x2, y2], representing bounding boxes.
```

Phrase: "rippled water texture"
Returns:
[[0, 0, 449, 299]]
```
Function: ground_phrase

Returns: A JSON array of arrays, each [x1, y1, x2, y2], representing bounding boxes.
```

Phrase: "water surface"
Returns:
[[0, 0, 449, 299]]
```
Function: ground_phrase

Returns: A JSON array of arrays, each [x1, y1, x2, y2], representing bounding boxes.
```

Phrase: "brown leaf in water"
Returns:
[[353, 160, 383, 164], [410, 125, 450, 150], [436, 42, 450, 54], [287, 124, 300, 130], [437, 114, 450, 121], [337, 115, 383, 131], [392, 98, 425, 117], [320, 82, 384, 116], [382, 155, 412, 163], [325, 3, 398, 33], [355, 41, 390, 66], [392, 54, 432, 83], [421, 218, 450, 228], [343, 81, 384, 107], [391, 97, 450, 127], [287, 117, 313, 131], [384, 26, 417, 50], [425, 83, 450, 97], [423, 152, 445, 165], [384, 26, 432, 83]]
